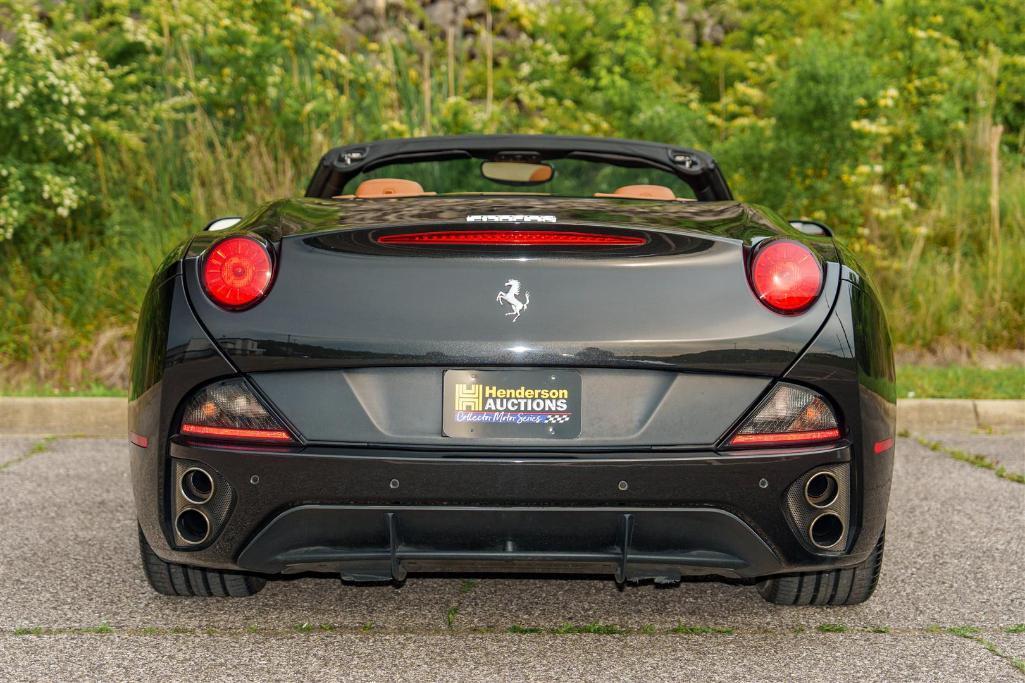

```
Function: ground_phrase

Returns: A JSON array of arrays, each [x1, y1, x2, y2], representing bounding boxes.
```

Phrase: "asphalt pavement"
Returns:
[[0, 430, 1022, 681]]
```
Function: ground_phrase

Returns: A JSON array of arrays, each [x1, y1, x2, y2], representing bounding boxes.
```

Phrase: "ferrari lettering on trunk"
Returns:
[[465, 214, 557, 222]]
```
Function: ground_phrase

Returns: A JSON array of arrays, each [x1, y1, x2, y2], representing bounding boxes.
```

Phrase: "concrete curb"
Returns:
[[0, 397, 126, 437], [899, 398, 1024, 431], [1, 396, 1022, 438]]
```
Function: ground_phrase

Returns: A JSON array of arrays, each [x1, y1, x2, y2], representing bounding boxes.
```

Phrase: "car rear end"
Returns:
[[129, 197, 895, 596]]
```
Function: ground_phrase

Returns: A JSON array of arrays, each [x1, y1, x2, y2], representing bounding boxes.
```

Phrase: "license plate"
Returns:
[[443, 369, 581, 438]]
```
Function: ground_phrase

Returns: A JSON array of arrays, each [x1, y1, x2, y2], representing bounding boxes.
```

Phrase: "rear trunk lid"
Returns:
[[185, 196, 840, 378]]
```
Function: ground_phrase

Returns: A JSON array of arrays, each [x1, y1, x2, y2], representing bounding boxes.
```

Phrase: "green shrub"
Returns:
[[0, 9, 131, 245]]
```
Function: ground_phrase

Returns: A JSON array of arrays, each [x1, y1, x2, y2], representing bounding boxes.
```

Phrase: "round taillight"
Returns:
[[750, 239, 823, 313], [202, 236, 273, 309]]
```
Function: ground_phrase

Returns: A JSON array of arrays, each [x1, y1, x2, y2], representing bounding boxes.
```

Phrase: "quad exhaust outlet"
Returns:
[[808, 512, 845, 550], [804, 471, 839, 509], [175, 508, 211, 545], [180, 467, 215, 505]]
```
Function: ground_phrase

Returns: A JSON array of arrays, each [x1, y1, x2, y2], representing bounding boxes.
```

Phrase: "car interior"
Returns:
[[332, 158, 696, 201]]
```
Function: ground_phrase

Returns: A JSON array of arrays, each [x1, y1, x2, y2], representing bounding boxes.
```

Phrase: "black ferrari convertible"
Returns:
[[130, 135, 894, 605]]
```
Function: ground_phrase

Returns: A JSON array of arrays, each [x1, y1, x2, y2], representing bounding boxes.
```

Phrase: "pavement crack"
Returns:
[[941, 626, 1025, 678], [6, 624, 1018, 640], [914, 435, 1025, 485], [0, 436, 57, 473]]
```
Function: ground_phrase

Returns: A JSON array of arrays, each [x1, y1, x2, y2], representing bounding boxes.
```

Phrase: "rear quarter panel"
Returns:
[[783, 264, 895, 560]]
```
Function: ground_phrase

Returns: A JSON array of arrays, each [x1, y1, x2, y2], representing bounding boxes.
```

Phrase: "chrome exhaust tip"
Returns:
[[180, 467, 215, 505], [809, 512, 845, 550], [175, 508, 211, 546], [804, 471, 840, 509]]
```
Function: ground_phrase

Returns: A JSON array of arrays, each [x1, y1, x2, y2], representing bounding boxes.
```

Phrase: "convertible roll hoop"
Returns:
[[306, 134, 734, 201]]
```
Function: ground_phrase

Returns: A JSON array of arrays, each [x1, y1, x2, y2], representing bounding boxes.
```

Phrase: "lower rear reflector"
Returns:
[[376, 230, 647, 246], [180, 423, 293, 442], [729, 428, 841, 447], [873, 437, 895, 454]]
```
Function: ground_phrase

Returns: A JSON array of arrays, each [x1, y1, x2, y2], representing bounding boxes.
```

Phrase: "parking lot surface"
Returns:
[[1, 430, 1022, 681]]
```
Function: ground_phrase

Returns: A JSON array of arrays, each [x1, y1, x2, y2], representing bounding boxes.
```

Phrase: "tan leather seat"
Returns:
[[352, 178, 435, 198], [594, 184, 676, 200]]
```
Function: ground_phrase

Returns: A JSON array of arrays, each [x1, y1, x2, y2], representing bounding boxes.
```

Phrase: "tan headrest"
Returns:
[[594, 184, 677, 200], [353, 178, 434, 198]]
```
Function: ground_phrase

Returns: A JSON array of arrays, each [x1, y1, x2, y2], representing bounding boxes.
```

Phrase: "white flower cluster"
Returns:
[[0, 167, 25, 241], [38, 172, 82, 219], [0, 14, 119, 240]]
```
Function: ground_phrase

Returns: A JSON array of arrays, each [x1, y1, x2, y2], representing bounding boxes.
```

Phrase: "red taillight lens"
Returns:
[[729, 428, 841, 446], [202, 236, 273, 309], [180, 379, 294, 443], [727, 383, 840, 449], [376, 230, 647, 246], [749, 240, 823, 314], [180, 424, 292, 442]]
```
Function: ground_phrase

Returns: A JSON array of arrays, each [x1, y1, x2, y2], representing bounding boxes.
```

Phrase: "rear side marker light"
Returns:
[[129, 433, 149, 448], [728, 383, 840, 449], [873, 437, 895, 454], [376, 230, 647, 246], [749, 239, 823, 314], [202, 236, 274, 309], [179, 379, 294, 444]]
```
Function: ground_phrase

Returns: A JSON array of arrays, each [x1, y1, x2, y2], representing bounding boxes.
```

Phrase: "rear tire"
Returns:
[[757, 529, 884, 606], [138, 525, 266, 597]]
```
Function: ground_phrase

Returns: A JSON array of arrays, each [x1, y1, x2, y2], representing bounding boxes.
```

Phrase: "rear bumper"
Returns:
[[136, 440, 886, 581], [238, 505, 779, 582]]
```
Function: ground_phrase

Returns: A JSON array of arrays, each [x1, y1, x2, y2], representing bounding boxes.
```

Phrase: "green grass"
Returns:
[[816, 623, 848, 633], [445, 607, 458, 629], [550, 622, 626, 635], [13, 627, 45, 636], [947, 626, 981, 638], [1006, 624, 1025, 634], [897, 365, 1025, 400], [670, 625, 735, 635]]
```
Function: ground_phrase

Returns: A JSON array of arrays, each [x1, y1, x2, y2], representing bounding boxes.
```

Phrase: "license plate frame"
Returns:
[[442, 369, 582, 439]]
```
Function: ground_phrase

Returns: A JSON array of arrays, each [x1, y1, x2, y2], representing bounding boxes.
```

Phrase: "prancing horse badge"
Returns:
[[496, 279, 530, 322]]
